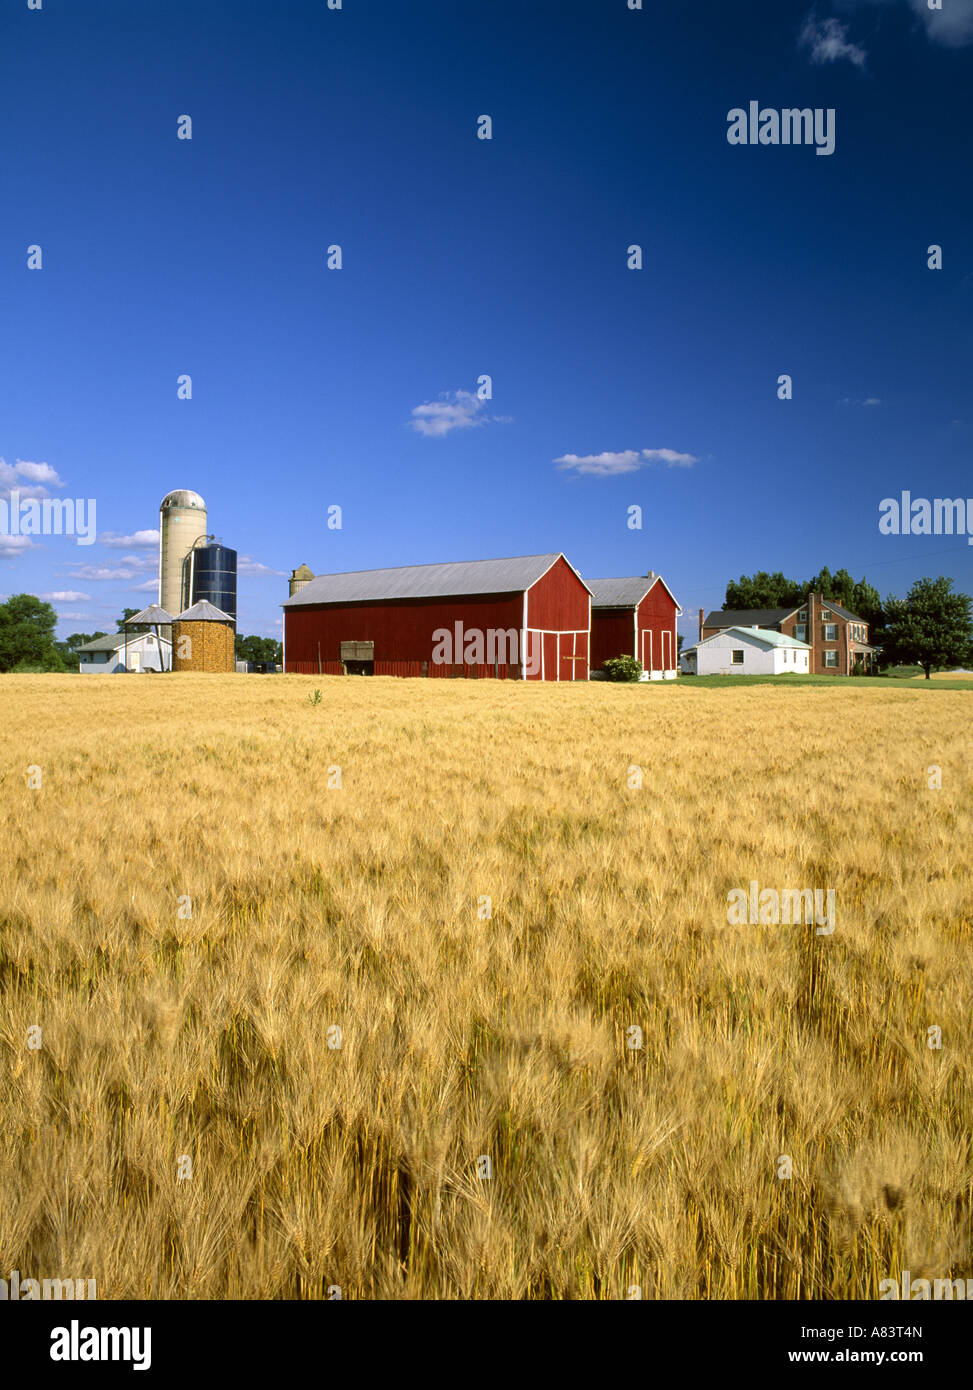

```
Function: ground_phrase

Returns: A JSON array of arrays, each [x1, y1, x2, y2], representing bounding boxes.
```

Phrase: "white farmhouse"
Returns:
[[681, 625, 811, 676], [76, 631, 172, 673]]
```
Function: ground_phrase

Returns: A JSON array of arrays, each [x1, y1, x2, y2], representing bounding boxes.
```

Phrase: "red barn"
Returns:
[[588, 573, 682, 679], [283, 554, 592, 680]]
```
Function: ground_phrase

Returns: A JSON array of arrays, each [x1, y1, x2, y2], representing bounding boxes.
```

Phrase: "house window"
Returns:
[[824, 624, 837, 642], [798, 609, 808, 621], [824, 651, 838, 668], [731, 649, 745, 664], [795, 624, 806, 641]]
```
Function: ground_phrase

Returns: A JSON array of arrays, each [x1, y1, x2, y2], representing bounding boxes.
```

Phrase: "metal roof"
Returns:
[[75, 634, 126, 653], [174, 599, 234, 622], [283, 554, 587, 606], [699, 625, 811, 650], [161, 489, 206, 510], [587, 575, 657, 607], [124, 604, 174, 627], [703, 606, 798, 629]]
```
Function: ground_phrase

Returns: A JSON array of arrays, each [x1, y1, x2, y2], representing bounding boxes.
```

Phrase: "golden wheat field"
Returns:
[[1, 674, 971, 1300]]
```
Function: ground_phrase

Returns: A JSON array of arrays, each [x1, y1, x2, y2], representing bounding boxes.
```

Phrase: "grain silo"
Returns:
[[289, 564, 315, 598], [190, 542, 238, 625], [171, 599, 235, 672], [159, 490, 208, 618]]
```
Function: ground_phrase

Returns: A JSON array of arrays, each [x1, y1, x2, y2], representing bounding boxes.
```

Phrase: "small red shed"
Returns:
[[283, 553, 592, 680], [588, 573, 682, 678]]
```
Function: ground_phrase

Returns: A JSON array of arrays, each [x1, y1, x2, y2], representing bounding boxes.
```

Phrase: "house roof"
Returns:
[[703, 607, 798, 629], [76, 634, 126, 654], [818, 599, 865, 622], [697, 625, 812, 650], [76, 630, 172, 654], [174, 599, 234, 622], [282, 554, 591, 606]]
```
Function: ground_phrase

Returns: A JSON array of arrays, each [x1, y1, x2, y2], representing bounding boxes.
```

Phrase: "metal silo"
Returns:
[[190, 542, 237, 626], [159, 490, 207, 618]]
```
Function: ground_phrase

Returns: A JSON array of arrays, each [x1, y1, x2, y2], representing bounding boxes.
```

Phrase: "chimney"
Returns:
[[698, 607, 704, 641]]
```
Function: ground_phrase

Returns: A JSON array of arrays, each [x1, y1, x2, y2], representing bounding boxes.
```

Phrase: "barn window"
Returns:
[[731, 649, 744, 664]]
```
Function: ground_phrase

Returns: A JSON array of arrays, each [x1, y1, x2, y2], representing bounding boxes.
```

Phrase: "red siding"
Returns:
[[285, 556, 593, 681], [636, 582, 678, 674], [590, 611, 634, 668], [589, 579, 679, 675], [525, 556, 590, 681], [285, 591, 524, 677]]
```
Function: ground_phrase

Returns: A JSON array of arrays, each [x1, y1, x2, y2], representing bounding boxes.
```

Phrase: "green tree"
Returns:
[[234, 634, 282, 665], [881, 577, 973, 678], [118, 607, 148, 634], [65, 630, 108, 652], [0, 594, 62, 672], [724, 571, 804, 609]]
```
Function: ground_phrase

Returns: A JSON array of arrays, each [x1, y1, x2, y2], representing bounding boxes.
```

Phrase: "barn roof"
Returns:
[[283, 554, 589, 606], [587, 575, 657, 606], [588, 572, 682, 613]]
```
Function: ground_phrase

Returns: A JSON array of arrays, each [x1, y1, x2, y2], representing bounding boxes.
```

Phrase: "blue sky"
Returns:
[[3, 0, 972, 641]]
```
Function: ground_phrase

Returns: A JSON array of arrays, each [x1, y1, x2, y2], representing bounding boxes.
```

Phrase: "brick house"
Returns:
[[701, 592, 876, 675]]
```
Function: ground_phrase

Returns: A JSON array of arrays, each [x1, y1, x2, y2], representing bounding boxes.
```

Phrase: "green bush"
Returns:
[[601, 654, 643, 683]]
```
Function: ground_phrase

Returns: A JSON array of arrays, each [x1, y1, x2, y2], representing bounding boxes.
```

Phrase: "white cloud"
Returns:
[[903, 0, 973, 45], [12, 459, 64, 487], [62, 553, 156, 581], [0, 457, 64, 500], [99, 529, 159, 549], [42, 590, 92, 602], [800, 16, 868, 66], [0, 535, 36, 557], [840, 395, 882, 406], [409, 389, 492, 438], [554, 447, 698, 476], [56, 611, 95, 620], [130, 579, 160, 592], [837, 1, 973, 48], [238, 555, 285, 577]]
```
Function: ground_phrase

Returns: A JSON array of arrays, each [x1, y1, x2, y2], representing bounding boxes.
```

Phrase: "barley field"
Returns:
[[2, 674, 971, 1300]]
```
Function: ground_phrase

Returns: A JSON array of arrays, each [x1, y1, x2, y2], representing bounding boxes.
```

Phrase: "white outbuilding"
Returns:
[[76, 631, 172, 673], [681, 625, 811, 676]]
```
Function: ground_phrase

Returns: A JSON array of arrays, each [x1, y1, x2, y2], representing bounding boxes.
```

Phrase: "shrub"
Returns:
[[601, 654, 642, 683]]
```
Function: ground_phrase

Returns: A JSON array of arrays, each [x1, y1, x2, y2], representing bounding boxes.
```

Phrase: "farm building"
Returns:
[[587, 573, 682, 679], [682, 626, 811, 676], [282, 554, 592, 680], [76, 631, 171, 674], [171, 599, 236, 672]]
